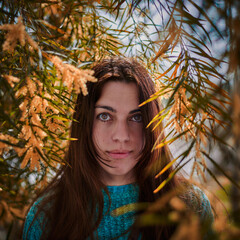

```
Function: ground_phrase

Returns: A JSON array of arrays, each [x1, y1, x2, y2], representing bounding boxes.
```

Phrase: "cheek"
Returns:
[[92, 122, 108, 147], [140, 132, 145, 149], [92, 123, 99, 146], [132, 125, 145, 148]]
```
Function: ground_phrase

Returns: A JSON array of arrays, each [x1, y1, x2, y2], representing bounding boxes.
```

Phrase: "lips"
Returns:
[[107, 150, 131, 159]]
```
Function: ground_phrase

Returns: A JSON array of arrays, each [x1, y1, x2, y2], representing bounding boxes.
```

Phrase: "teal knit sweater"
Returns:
[[23, 184, 213, 240]]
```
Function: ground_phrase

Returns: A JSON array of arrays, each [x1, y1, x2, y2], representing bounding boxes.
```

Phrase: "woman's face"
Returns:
[[92, 81, 145, 186]]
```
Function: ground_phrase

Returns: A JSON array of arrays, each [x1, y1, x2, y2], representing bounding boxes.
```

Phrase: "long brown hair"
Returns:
[[25, 57, 178, 239]]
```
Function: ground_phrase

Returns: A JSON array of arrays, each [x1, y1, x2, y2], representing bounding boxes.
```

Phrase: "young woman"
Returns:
[[23, 57, 213, 240]]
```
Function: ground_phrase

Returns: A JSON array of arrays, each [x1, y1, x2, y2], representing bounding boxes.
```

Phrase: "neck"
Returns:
[[101, 175, 136, 186]]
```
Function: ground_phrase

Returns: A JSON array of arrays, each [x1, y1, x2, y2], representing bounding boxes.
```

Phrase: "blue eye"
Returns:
[[97, 113, 111, 122], [131, 114, 142, 122]]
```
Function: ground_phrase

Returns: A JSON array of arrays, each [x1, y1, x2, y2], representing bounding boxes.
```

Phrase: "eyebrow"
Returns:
[[95, 105, 141, 114]]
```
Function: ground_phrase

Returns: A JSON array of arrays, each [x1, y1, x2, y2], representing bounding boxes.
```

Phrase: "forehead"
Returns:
[[96, 81, 139, 109]]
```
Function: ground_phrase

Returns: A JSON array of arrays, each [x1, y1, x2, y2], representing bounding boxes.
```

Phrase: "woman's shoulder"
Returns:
[[23, 196, 50, 240], [180, 184, 214, 222]]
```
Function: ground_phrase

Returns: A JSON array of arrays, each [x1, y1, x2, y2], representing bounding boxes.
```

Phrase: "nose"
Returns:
[[112, 120, 130, 143]]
